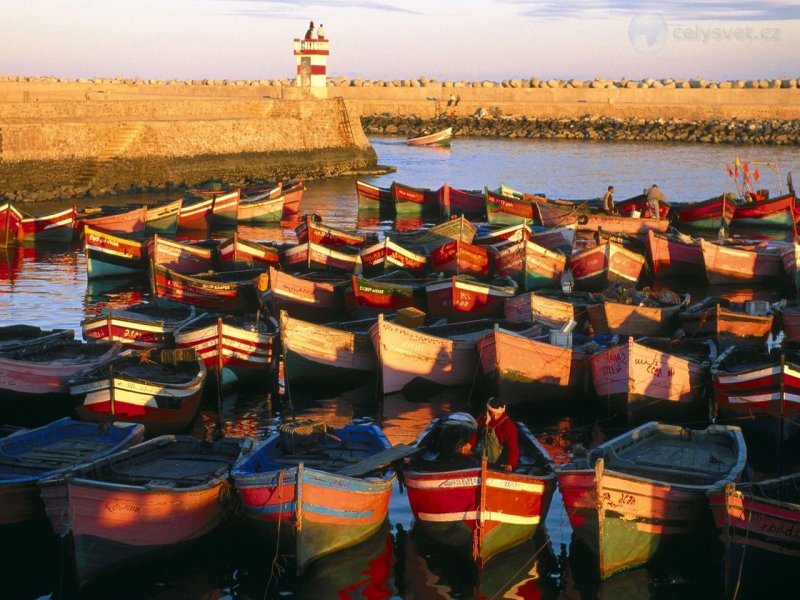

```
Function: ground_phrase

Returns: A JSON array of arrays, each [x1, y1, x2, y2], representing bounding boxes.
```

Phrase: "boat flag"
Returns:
[[726, 164, 733, 177], [754, 169, 760, 182]]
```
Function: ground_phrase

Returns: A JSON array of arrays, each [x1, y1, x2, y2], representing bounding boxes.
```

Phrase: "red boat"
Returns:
[[355, 180, 393, 211], [266, 266, 346, 323], [77, 205, 146, 236], [536, 201, 580, 227], [359, 237, 428, 274], [178, 195, 214, 230], [17, 204, 76, 244], [680, 301, 773, 350], [732, 192, 799, 229], [615, 193, 671, 220], [430, 239, 490, 277], [147, 235, 217, 274], [485, 188, 540, 225], [405, 414, 556, 569], [425, 276, 516, 321], [645, 230, 704, 278], [569, 241, 646, 291], [474, 223, 531, 246], [217, 233, 281, 270], [577, 213, 669, 235], [150, 262, 265, 312], [84, 225, 147, 279], [295, 214, 369, 247], [0, 202, 23, 245], [391, 181, 438, 214], [283, 241, 363, 274], [438, 184, 485, 219], [587, 296, 685, 337], [345, 275, 424, 319], [209, 189, 241, 227], [504, 291, 590, 330], [699, 238, 784, 285], [82, 303, 200, 349], [529, 224, 576, 255], [492, 239, 567, 291], [674, 194, 736, 230]]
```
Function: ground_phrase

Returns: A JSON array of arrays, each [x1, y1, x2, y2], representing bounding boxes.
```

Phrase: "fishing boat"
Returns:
[[147, 235, 217, 274], [699, 238, 785, 285], [492, 239, 567, 291], [425, 276, 517, 321], [17, 204, 76, 244], [237, 189, 284, 223], [81, 303, 201, 348], [295, 214, 369, 248], [731, 192, 798, 229], [391, 181, 439, 214], [569, 241, 646, 292], [474, 223, 531, 246], [0, 202, 23, 245], [557, 421, 747, 580], [406, 127, 452, 147], [173, 312, 279, 382], [76, 205, 147, 237], [177, 194, 214, 230], [283, 241, 363, 274], [707, 473, 800, 598], [71, 348, 207, 436], [265, 266, 346, 323], [430, 239, 490, 277], [680, 300, 774, 349], [476, 326, 592, 405], [484, 187, 540, 226], [355, 180, 393, 212], [0, 418, 144, 527], [404, 414, 556, 568], [589, 336, 714, 424], [537, 200, 581, 227], [781, 242, 800, 293], [41, 435, 246, 584], [233, 421, 401, 574], [645, 230, 704, 279], [345, 274, 426, 319], [274, 178, 305, 218], [84, 225, 147, 279], [217, 233, 281, 270], [674, 194, 736, 230], [209, 189, 241, 228], [144, 198, 182, 235], [395, 215, 477, 254], [437, 184, 485, 219], [780, 301, 800, 345], [711, 347, 800, 446], [504, 290, 591, 330], [615, 193, 671, 220], [576, 213, 669, 235], [586, 292, 686, 337], [359, 237, 428, 275], [280, 310, 377, 383], [529, 223, 577, 255], [150, 261, 266, 312]]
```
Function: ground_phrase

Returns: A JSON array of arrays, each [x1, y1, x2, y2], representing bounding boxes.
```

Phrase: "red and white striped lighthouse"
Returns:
[[294, 37, 329, 99]]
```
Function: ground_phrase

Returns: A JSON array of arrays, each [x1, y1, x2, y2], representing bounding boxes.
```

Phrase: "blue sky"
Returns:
[[1, 0, 797, 81]]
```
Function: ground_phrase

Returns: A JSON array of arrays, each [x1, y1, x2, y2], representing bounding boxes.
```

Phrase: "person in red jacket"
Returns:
[[459, 397, 519, 471]]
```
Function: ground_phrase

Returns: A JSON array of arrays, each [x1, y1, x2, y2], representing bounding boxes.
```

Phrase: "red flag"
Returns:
[[744, 172, 751, 184], [754, 169, 760, 182], [743, 162, 750, 175], [726, 164, 733, 177]]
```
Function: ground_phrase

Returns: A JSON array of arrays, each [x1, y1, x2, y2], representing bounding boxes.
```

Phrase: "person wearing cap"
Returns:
[[459, 397, 519, 471]]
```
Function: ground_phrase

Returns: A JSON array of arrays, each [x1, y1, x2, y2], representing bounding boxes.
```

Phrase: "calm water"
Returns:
[[2, 137, 800, 599]]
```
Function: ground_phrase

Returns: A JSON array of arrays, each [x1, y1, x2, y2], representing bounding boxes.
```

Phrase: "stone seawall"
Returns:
[[362, 114, 800, 146]]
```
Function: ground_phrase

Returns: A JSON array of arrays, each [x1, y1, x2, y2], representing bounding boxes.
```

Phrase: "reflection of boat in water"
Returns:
[[405, 524, 559, 599]]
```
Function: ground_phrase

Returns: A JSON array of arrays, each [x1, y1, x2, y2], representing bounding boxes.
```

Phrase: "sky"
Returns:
[[1, 0, 798, 82]]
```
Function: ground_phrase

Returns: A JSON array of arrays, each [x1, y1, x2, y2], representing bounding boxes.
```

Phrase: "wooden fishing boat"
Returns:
[[217, 233, 281, 270], [406, 127, 452, 147], [395, 215, 477, 253], [144, 198, 182, 235], [83, 225, 146, 279], [569, 241, 646, 292], [71, 348, 207, 435], [616, 193, 671, 220], [280, 310, 377, 383], [731, 192, 798, 229], [77, 205, 146, 237], [265, 266, 346, 323], [81, 303, 200, 349], [711, 347, 800, 446], [425, 276, 517, 321], [492, 239, 567, 291], [476, 326, 591, 405], [345, 274, 425, 320], [150, 261, 265, 312], [283, 240, 363, 274], [674, 194, 736, 230], [177, 194, 214, 230], [699, 238, 785, 285], [370, 314, 539, 395], [485, 187, 540, 226], [504, 290, 591, 330], [359, 237, 428, 275], [557, 421, 747, 580], [537, 200, 581, 227], [589, 337, 714, 424], [680, 301, 773, 350], [780, 302, 800, 345], [42, 435, 245, 584], [781, 242, 800, 293], [587, 295, 686, 337], [404, 414, 556, 568], [0, 323, 75, 353], [577, 212, 669, 235], [147, 234, 217, 274], [391, 181, 439, 214], [17, 204, 76, 244], [430, 239, 490, 277], [474, 223, 531, 246], [0, 202, 23, 246], [233, 421, 399, 574], [645, 230, 704, 278], [355, 180, 393, 212], [0, 418, 143, 527], [173, 312, 279, 381], [237, 189, 284, 223], [209, 189, 241, 228], [529, 223, 577, 255], [708, 473, 800, 598], [296, 214, 369, 248], [275, 178, 305, 218], [437, 184, 485, 219]]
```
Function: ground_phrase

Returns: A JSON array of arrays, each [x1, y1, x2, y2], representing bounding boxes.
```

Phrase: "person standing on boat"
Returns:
[[646, 184, 666, 220], [305, 21, 315, 39], [317, 23, 325, 39], [459, 397, 519, 471], [602, 185, 615, 215]]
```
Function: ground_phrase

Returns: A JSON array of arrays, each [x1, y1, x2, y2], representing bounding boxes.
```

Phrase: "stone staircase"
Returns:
[[74, 123, 143, 189]]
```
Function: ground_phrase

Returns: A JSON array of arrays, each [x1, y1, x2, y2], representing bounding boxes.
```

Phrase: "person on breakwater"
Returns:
[[447, 94, 456, 106], [305, 21, 315, 39], [459, 397, 519, 471], [647, 184, 666, 219], [317, 23, 325, 39], [603, 185, 615, 214]]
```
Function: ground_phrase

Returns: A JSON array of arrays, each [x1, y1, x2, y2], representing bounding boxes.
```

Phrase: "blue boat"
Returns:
[[0, 417, 144, 528]]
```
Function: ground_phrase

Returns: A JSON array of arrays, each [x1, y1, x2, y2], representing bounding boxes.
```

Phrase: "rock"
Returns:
[[419, 75, 430, 84], [719, 81, 733, 89], [410, 79, 421, 87], [482, 81, 495, 87], [570, 79, 584, 88], [625, 81, 638, 89], [547, 79, 559, 88]]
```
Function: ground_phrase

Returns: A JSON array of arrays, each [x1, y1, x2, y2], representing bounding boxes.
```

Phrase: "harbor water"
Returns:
[[1, 137, 799, 599]]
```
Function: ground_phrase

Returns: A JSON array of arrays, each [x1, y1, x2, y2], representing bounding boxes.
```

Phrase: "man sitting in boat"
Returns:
[[460, 397, 519, 471]]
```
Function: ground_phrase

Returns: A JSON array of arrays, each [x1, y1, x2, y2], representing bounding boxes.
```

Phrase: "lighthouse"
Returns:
[[294, 36, 329, 99]]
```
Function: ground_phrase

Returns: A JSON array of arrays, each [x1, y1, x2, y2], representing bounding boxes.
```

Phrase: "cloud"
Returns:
[[221, 0, 422, 18], [501, 0, 800, 21]]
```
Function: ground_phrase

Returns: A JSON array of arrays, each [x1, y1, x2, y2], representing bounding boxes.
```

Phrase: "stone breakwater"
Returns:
[[362, 114, 800, 146]]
